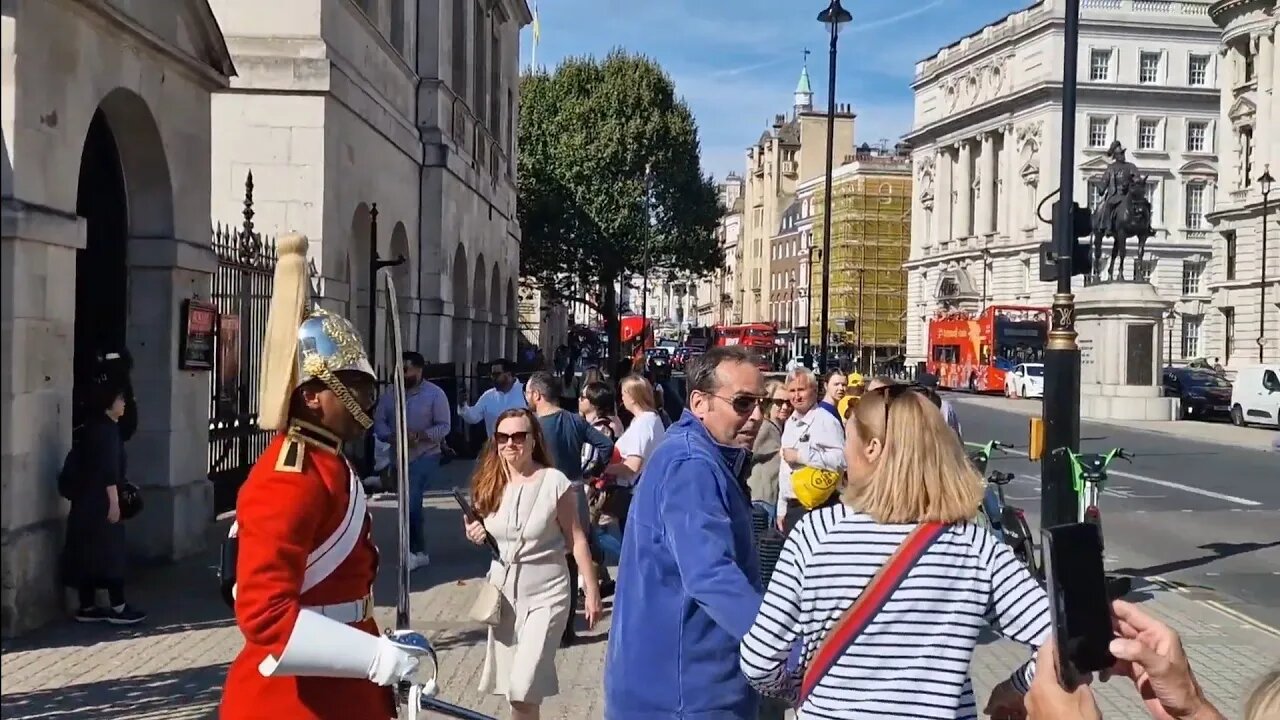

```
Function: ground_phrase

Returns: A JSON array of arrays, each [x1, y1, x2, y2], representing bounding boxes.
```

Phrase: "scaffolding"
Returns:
[[809, 167, 911, 369]]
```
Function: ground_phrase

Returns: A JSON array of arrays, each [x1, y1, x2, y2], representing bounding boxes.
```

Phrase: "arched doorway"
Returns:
[[489, 263, 502, 360], [389, 222, 413, 348], [472, 253, 488, 366], [350, 203, 374, 345], [72, 109, 129, 427], [451, 245, 470, 370]]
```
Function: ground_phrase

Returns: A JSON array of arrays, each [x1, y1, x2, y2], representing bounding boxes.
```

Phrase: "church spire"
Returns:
[[794, 49, 814, 114]]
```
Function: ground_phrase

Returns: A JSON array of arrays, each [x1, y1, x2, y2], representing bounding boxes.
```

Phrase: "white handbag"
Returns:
[[468, 494, 526, 627]]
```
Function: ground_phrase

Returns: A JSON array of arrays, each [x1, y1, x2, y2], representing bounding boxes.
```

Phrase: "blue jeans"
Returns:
[[408, 454, 440, 554]]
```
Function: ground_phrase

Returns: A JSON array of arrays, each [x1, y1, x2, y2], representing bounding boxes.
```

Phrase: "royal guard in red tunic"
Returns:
[[220, 233, 426, 720]]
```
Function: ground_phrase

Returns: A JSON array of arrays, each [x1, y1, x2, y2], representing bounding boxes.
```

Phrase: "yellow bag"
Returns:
[[791, 466, 842, 509]]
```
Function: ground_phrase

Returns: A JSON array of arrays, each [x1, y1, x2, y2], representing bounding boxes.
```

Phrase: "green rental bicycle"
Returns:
[[966, 441, 1037, 576], [1051, 446, 1135, 597]]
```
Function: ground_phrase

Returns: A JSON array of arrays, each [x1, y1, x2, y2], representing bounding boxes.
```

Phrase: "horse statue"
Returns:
[[1089, 177, 1153, 282]]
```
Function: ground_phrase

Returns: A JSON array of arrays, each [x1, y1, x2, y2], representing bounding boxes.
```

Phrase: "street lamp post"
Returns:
[[816, 0, 851, 374], [1258, 167, 1273, 363], [1040, 0, 1083, 530], [1163, 307, 1179, 367]]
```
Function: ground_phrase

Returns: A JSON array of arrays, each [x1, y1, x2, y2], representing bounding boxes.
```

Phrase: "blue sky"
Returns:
[[518, 0, 1030, 181]]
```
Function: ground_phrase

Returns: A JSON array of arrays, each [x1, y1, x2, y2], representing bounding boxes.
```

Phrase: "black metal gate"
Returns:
[[209, 173, 278, 514]]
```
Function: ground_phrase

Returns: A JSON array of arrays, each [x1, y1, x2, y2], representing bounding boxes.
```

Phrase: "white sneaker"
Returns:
[[409, 552, 431, 571]]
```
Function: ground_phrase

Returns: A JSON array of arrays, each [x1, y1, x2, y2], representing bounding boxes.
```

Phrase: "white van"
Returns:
[[1230, 364, 1280, 428]]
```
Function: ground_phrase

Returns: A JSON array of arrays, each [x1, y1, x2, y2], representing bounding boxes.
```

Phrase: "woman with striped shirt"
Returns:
[[740, 384, 1050, 719]]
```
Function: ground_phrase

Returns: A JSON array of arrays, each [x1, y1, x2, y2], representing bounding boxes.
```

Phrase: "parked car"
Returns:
[[1161, 367, 1233, 421], [671, 346, 702, 372], [1004, 363, 1045, 398], [1230, 364, 1280, 428]]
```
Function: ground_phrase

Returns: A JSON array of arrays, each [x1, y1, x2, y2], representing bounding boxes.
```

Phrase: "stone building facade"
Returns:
[[904, 0, 1222, 367], [741, 65, 855, 325], [209, 0, 530, 377], [1, 0, 234, 635], [695, 174, 744, 326], [1206, 0, 1280, 366]]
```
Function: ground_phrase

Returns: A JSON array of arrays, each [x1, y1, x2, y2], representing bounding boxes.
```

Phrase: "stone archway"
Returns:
[[72, 88, 175, 426], [489, 263, 502, 360], [451, 244, 470, 371], [72, 109, 130, 427], [472, 253, 489, 366], [506, 278, 518, 361], [388, 222, 413, 348], [350, 203, 374, 348]]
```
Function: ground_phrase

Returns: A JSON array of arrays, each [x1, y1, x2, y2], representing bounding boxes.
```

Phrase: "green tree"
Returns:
[[518, 50, 722, 361]]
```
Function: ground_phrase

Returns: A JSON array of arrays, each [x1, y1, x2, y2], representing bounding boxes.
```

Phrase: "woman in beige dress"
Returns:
[[464, 408, 602, 720]]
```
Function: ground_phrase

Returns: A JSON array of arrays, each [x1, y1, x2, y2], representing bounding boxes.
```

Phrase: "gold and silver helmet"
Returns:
[[257, 233, 375, 431]]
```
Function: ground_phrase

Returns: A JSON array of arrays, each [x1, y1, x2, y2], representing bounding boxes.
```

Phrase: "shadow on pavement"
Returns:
[[0, 664, 227, 720], [1114, 540, 1280, 578]]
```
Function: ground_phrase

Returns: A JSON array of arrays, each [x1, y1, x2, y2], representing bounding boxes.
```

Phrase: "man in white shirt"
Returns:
[[776, 367, 846, 533], [458, 358, 528, 437]]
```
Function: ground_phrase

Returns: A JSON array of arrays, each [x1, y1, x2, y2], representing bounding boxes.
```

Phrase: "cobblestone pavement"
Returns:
[[3, 462, 1277, 719]]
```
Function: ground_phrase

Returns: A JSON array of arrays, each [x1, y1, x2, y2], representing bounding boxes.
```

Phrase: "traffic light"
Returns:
[[1039, 201, 1094, 281]]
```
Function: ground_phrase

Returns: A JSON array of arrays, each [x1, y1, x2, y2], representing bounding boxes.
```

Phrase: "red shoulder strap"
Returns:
[[799, 522, 947, 703]]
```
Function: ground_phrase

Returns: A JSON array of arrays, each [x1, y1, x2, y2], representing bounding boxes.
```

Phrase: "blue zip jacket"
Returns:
[[604, 411, 763, 720]]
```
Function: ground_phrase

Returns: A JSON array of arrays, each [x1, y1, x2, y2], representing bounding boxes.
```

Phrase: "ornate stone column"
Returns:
[[1000, 124, 1017, 236], [937, 147, 954, 244], [955, 140, 973, 238], [978, 131, 997, 236], [1257, 30, 1274, 173]]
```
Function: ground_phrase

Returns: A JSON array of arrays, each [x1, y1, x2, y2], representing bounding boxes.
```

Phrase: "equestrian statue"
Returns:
[[1090, 141, 1154, 282]]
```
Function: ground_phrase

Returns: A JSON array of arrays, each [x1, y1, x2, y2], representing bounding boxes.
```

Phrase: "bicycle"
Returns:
[[966, 441, 1037, 576], [1050, 446, 1136, 598]]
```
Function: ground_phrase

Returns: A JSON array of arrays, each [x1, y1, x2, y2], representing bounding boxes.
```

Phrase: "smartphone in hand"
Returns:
[[1042, 522, 1116, 690]]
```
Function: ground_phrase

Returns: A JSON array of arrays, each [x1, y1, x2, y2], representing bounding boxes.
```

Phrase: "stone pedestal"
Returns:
[[1076, 282, 1177, 421]]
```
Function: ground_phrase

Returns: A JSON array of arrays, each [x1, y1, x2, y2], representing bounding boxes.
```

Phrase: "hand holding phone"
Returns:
[[1043, 522, 1116, 691]]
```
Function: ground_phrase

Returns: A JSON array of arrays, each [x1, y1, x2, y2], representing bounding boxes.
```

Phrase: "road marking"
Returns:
[[1149, 577, 1280, 639], [999, 448, 1262, 507]]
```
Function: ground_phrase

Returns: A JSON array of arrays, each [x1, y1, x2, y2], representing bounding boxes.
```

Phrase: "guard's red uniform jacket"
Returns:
[[221, 421, 394, 720]]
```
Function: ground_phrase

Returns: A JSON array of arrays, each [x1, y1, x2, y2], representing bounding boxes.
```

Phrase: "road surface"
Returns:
[[951, 394, 1280, 630]]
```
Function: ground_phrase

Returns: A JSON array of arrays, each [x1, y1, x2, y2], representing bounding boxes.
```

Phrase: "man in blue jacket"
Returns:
[[605, 345, 768, 720]]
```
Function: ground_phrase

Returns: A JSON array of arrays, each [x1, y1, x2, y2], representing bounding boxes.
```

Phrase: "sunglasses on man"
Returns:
[[701, 392, 774, 416]]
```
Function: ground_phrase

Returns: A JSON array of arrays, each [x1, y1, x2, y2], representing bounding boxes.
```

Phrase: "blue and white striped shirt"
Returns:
[[740, 504, 1050, 720]]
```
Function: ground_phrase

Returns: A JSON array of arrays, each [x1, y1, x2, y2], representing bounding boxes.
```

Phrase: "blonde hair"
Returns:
[[621, 374, 657, 412], [765, 379, 786, 397], [843, 387, 983, 524], [1246, 670, 1280, 720]]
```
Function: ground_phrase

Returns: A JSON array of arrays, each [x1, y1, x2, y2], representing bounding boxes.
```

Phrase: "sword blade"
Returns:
[[382, 272, 412, 630]]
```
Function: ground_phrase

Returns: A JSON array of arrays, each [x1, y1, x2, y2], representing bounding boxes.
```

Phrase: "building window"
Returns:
[[1146, 179, 1163, 226], [1225, 230, 1237, 280], [1181, 259, 1205, 295], [1088, 178, 1105, 212], [1185, 184, 1206, 229], [1135, 257, 1154, 283], [1088, 117, 1111, 148], [1021, 258, 1031, 293], [1245, 50, 1256, 82], [1139, 51, 1161, 84], [1180, 315, 1202, 358], [451, 0, 468, 99], [1090, 49, 1112, 81], [1186, 121, 1209, 153], [1137, 119, 1161, 151], [472, 2, 488, 114], [1188, 54, 1210, 86], [389, 0, 406, 54], [1223, 307, 1235, 363]]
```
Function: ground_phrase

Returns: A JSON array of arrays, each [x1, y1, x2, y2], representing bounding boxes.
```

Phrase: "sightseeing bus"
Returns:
[[926, 305, 1049, 392], [619, 315, 655, 366], [713, 323, 777, 370]]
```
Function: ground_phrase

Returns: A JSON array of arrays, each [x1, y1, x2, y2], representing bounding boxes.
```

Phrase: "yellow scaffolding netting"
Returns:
[[808, 172, 911, 355]]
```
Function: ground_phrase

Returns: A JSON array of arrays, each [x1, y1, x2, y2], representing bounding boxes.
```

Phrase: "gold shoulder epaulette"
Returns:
[[275, 436, 306, 473]]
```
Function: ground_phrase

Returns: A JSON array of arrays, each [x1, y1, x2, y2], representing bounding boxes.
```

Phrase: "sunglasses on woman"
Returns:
[[494, 430, 529, 446], [867, 383, 929, 429]]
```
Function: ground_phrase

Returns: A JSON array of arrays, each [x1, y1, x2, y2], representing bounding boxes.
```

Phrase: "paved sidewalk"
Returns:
[[949, 394, 1279, 451], [3, 462, 1277, 719]]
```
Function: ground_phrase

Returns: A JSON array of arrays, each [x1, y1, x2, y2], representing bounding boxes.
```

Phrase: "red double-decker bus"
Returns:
[[713, 323, 776, 369], [926, 306, 1048, 392], [619, 315, 655, 365]]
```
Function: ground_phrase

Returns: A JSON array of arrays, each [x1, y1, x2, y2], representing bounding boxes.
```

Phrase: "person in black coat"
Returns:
[[62, 380, 147, 625]]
